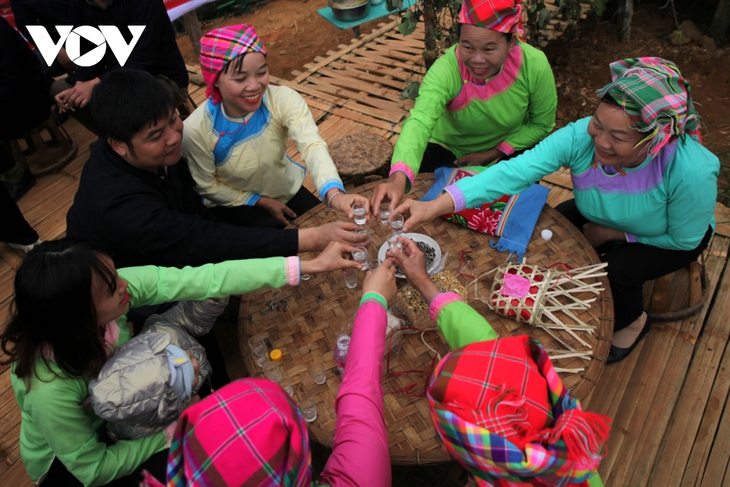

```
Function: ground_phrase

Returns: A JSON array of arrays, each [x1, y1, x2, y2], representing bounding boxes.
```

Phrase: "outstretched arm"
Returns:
[[320, 263, 397, 487]]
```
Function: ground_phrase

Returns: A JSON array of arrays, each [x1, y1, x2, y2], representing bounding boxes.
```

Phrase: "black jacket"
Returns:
[[67, 0, 188, 89], [66, 140, 299, 268]]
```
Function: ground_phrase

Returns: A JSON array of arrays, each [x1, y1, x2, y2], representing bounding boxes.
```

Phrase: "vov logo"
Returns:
[[27, 25, 146, 68]]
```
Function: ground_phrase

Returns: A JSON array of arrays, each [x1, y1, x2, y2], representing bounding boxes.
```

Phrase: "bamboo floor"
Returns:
[[1, 18, 730, 486]]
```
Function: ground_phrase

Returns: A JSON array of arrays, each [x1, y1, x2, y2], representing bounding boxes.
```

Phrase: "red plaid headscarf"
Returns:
[[200, 24, 268, 105], [428, 336, 611, 486], [458, 0, 523, 34], [142, 379, 312, 487]]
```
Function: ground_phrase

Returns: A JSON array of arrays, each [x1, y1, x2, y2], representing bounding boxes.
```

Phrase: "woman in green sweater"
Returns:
[[371, 0, 557, 214], [0, 238, 360, 486]]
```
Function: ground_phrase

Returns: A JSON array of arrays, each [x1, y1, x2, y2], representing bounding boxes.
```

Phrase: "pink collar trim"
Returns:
[[448, 44, 523, 112]]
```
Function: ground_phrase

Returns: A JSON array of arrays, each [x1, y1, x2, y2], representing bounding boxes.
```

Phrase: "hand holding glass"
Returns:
[[352, 202, 367, 225], [390, 214, 404, 235]]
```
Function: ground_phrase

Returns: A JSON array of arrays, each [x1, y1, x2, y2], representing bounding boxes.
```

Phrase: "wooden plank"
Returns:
[[695, 345, 730, 486], [270, 76, 347, 106], [306, 73, 404, 104], [352, 48, 420, 70], [330, 58, 415, 83], [358, 43, 423, 63], [337, 66, 409, 91], [541, 167, 573, 189], [300, 71, 408, 116], [329, 106, 401, 133], [648, 237, 730, 487], [294, 20, 400, 83]]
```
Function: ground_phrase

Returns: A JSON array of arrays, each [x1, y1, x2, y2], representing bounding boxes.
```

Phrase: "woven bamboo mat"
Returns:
[[238, 174, 612, 466]]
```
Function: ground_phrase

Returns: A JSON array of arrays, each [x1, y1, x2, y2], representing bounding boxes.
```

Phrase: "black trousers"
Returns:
[[419, 142, 530, 173], [0, 144, 38, 245], [210, 185, 321, 229], [41, 448, 168, 486], [555, 199, 712, 331]]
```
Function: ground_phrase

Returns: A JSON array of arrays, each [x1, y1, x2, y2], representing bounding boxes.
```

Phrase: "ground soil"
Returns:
[[177, 0, 730, 193]]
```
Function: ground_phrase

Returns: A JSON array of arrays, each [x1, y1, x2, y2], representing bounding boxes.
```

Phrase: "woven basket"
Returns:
[[329, 133, 393, 184]]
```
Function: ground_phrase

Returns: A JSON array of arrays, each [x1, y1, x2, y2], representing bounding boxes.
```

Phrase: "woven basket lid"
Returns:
[[329, 133, 394, 177]]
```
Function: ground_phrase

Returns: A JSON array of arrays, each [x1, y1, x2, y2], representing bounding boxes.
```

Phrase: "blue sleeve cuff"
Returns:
[[244, 193, 262, 206], [319, 180, 346, 200]]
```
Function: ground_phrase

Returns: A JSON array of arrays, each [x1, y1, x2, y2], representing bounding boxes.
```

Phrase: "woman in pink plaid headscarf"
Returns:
[[183, 24, 371, 232], [371, 0, 557, 217], [142, 263, 399, 486]]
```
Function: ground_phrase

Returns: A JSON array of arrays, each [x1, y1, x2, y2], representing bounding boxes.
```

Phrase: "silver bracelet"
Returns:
[[326, 191, 345, 208]]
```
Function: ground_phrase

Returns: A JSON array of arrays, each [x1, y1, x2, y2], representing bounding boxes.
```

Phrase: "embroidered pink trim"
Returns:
[[496, 140, 515, 155], [448, 44, 523, 112], [389, 162, 415, 191], [286, 256, 301, 286], [429, 292, 464, 322]]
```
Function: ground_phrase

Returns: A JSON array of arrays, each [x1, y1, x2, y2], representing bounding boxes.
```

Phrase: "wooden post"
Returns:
[[709, 0, 730, 47], [422, 0, 438, 69], [183, 11, 203, 60], [619, 0, 633, 42]]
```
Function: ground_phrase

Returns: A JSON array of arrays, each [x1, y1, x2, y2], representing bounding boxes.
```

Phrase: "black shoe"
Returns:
[[3, 170, 36, 202], [607, 315, 652, 364]]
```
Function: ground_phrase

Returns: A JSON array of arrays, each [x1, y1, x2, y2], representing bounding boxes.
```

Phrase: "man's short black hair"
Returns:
[[91, 69, 175, 148]]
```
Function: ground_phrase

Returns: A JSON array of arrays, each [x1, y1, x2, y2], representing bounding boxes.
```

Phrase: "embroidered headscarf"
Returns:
[[200, 24, 268, 105], [596, 57, 702, 156], [459, 0, 523, 34], [428, 336, 611, 486], [141, 379, 312, 487]]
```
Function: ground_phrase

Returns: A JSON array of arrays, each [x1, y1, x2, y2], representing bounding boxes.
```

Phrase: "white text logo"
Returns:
[[27, 25, 146, 68]]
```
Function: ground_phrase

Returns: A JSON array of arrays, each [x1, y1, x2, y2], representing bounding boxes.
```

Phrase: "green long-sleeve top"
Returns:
[[444, 117, 719, 251], [429, 292, 604, 487], [12, 256, 301, 486], [390, 42, 557, 191]]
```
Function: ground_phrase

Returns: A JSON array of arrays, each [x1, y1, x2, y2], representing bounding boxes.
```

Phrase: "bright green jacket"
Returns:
[[390, 42, 557, 190], [12, 257, 300, 486]]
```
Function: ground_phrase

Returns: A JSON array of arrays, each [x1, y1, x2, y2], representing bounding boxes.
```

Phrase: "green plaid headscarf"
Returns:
[[596, 57, 701, 156]]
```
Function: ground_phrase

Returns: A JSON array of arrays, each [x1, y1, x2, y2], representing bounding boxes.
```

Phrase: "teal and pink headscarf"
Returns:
[[597, 57, 702, 156], [142, 379, 312, 487], [459, 0, 523, 34], [428, 336, 611, 486], [200, 24, 268, 105]]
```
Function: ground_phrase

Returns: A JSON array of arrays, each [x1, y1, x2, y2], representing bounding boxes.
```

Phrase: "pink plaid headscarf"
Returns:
[[200, 24, 268, 105], [142, 379, 312, 486]]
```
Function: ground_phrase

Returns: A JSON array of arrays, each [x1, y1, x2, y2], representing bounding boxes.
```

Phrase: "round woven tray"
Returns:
[[329, 133, 393, 179], [238, 174, 612, 466]]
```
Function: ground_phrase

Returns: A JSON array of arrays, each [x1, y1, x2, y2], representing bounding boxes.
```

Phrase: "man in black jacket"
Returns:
[[67, 70, 366, 390], [66, 69, 366, 269]]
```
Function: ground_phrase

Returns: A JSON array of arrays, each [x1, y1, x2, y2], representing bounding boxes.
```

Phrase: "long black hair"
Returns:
[[0, 239, 118, 389]]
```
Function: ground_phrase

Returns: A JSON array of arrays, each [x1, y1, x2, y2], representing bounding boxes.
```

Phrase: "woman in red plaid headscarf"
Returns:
[[183, 24, 371, 230], [393, 57, 718, 365], [371, 0, 558, 215], [390, 239, 611, 486]]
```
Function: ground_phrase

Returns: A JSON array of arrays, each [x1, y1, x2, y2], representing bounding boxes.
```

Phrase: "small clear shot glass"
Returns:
[[310, 362, 326, 385], [300, 398, 317, 422]]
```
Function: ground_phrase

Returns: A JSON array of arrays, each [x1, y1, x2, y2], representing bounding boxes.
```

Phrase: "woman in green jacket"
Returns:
[[0, 238, 359, 486]]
